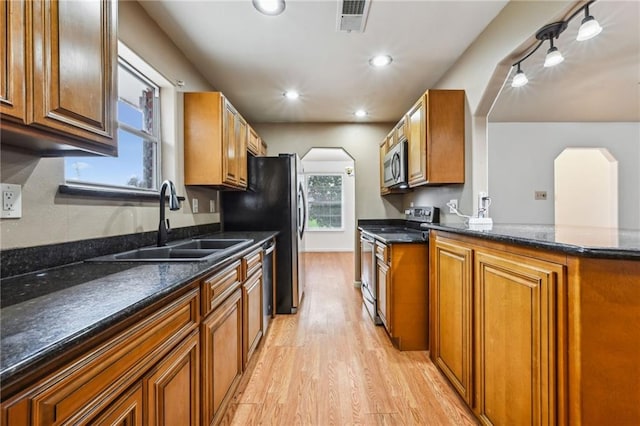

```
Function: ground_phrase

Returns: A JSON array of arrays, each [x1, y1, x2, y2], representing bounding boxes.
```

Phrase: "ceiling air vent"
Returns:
[[337, 0, 371, 33]]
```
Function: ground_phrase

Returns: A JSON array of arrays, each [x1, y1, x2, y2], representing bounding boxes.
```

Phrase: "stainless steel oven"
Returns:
[[360, 233, 381, 324]]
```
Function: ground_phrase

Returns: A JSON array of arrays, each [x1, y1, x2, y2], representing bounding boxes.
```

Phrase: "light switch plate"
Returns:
[[1, 183, 22, 218]]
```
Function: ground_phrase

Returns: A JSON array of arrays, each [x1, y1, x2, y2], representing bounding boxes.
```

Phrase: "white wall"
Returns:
[[488, 122, 640, 229], [0, 1, 217, 249], [302, 159, 355, 252]]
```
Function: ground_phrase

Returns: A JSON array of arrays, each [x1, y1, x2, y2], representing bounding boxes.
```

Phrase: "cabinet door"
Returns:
[[376, 259, 390, 330], [430, 238, 473, 404], [474, 250, 561, 426], [144, 331, 200, 426], [243, 271, 263, 367], [236, 115, 248, 187], [248, 126, 260, 155], [201, 288, 243, 426], [91, 383, 143, 426], [407, 96, 426, 187], [379, 140, 390, 195], [31, 0, 117, 150], [222, 100, 239, 186], [0, 0, 27, 123]]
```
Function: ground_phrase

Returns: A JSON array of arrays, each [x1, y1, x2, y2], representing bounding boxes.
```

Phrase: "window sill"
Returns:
[[58, 184, 186, 202]]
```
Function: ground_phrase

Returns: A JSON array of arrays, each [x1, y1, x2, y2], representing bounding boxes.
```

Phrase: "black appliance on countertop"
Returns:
[[359, 206, 439, 324], [221, 154, 306, 314]]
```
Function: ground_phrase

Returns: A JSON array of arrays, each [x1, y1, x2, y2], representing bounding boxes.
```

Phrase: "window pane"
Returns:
[[118, 63, 158, 135], [64, 127, 156, 189], [306, 175, 343, 230]]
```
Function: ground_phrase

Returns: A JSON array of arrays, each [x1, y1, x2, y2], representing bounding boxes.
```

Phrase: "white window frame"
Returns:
[[305, 173, 345, 232]]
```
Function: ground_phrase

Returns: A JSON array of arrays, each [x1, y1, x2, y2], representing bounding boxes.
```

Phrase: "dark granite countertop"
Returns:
[[358, 224, 428, 244], [0, 231, 277, 385], [424, 223, 640, 260]]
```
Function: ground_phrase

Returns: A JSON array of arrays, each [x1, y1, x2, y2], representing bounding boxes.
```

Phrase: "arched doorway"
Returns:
[[301, 148, 356, 252]]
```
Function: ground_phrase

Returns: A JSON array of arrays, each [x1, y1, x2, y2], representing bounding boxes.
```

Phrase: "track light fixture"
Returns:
[[510, 0, 602, 88], [577, 5, 603, 41]]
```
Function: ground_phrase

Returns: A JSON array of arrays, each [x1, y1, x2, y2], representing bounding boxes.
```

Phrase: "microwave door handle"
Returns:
[[392, 152, 400, 181]]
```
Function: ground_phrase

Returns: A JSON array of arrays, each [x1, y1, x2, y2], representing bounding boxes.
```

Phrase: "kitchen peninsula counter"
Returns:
[[427, 223, 639, 424], [424, 223, 640, 260], [0, 231, 277, 391]]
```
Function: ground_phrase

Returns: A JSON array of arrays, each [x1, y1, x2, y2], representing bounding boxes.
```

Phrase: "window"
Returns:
[[64, 59, 161, 191], [305, 174, 343, 230]]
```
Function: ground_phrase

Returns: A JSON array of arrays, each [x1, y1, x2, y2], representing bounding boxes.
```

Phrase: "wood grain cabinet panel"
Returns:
[[474, 249, 562, 426], [0, 0, 27, 123], [32, 0, 116, 143], [243, 269, 263, 367], [248, 125, 260, 156], [430, 237, 473, 404], [0, 0, 117, 155], [144, 331, 200, 426], [184, 92, 248, 189], [201, 288, 243, 426], [376, 258, 390, 329], [376, 241, 429, 350], [379, 139, 390, 196], [407, 90, 465, 187], [90, 382, 144, 426]]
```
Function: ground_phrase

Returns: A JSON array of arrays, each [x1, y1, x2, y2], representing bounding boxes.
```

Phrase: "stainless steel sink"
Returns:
[[171, 239, 252, 250], [86, 238, 254, 262]]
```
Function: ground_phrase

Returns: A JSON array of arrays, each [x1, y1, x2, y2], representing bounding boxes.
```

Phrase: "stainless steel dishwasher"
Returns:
[[360, 233, 381, 324], [262, 239, 276, 334]]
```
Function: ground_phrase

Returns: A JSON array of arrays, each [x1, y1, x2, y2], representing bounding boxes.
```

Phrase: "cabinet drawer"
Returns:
[[376, 242, 389, 264], [243, 248, 262, 279], [3, 288, 199, 425], [202, 260, 242, 316]]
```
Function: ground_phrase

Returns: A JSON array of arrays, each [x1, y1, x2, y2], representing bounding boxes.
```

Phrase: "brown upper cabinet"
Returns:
[[248, 125, 261, 156], [407, 90, 465, 187], [0, 0, 118, 156], [184, 92, 250, 190]]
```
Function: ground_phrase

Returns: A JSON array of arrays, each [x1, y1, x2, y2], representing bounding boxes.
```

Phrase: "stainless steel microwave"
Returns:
[[383, 140, 408, 188]]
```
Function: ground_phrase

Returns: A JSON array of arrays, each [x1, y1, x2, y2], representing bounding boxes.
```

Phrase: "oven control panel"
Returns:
[[405, 206, 439, 224]]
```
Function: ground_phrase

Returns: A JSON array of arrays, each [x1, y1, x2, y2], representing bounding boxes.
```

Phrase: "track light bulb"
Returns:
[[511, 67, 528, 88], [544, 46, 564, 67], [577, 15, 602, 41]]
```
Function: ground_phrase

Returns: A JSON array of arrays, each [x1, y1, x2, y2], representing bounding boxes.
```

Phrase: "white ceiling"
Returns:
[[490, 0, 640, 122], [139, 0, 508, 124]]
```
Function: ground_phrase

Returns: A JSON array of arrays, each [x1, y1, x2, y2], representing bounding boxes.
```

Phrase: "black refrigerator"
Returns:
[[221, 154, 306, 314]]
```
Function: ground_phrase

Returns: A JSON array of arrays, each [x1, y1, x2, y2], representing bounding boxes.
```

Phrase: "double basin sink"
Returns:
[[86, 238, 254, 262]]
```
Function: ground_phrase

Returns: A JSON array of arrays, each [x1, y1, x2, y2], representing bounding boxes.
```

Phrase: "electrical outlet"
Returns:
[[449, 199, 458, 213], [210, 199, 215, 213], [535, 191, 548, 200], [192, 198, 199, 213], [1, 183, 22, 219]]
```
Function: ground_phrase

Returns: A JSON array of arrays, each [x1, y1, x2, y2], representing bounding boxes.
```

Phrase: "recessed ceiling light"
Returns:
[[253, 0, 286, 16], [354, 110, 367, 118], [283, 90, 299, 100], [369, 55, 393, 68]]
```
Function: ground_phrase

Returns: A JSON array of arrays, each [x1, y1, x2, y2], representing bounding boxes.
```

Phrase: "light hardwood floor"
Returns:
[[222, 252, 477, 425]]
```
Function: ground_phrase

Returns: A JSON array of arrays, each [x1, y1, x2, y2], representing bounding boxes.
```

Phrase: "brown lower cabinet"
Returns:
[[201, 288, 243, 426], [1, 243, 270, 426], [430, 230, 640, 425], [1, 287, 200, 425], [375, 240, 429, 350]]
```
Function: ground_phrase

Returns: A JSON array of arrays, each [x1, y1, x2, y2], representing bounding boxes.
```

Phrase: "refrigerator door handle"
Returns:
[[297, 183, 307, 239]]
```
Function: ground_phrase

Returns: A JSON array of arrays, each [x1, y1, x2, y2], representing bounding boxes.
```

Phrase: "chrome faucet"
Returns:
[[158, 180, 181, 246]]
